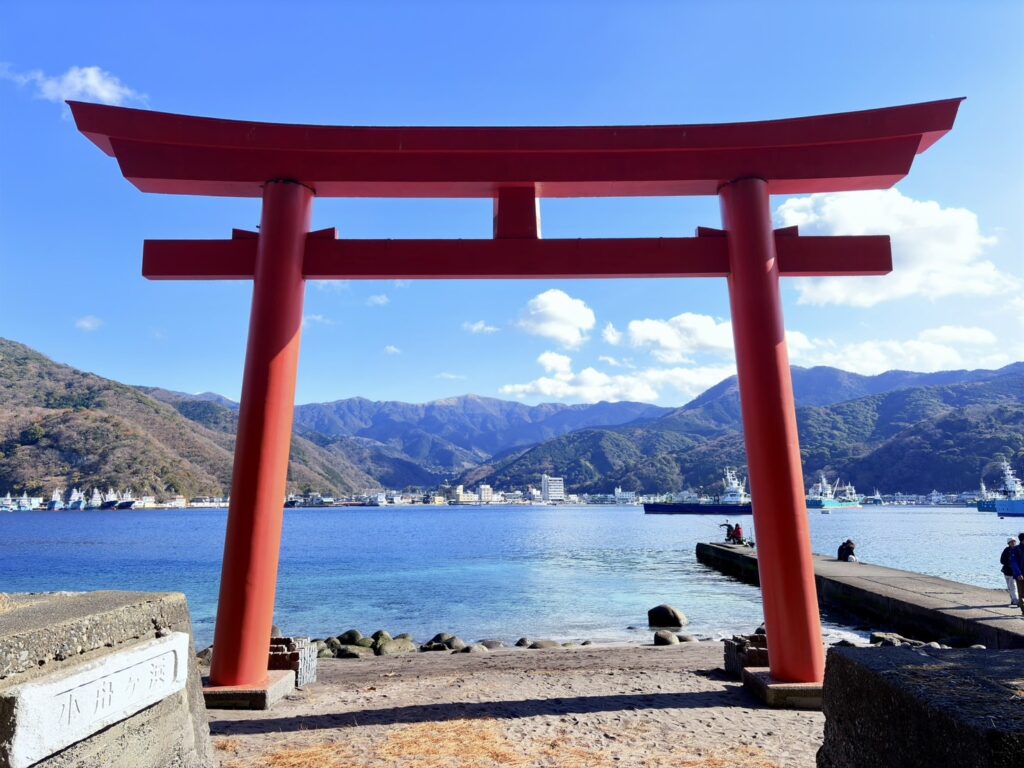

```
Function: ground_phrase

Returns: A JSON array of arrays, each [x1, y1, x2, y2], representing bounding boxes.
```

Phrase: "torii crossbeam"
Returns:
[[71, 98, 962, 690]]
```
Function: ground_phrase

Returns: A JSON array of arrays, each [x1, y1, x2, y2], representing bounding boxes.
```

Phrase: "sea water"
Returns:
[[0, 505, 1015, 647]]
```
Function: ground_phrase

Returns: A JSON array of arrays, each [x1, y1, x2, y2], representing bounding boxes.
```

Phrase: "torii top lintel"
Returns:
[[69, 98, 962, 199]]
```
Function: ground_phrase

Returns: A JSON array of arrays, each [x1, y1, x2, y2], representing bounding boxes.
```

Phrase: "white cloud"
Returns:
[[916, 325, 997, 346], [302, 313, 333, 327], [602, 322, 623, 346], [311, 280, 351, 293], [367, 294, 390, 306], [518, 289, 596, 349], [394, 280, 411, 288], [1, 64, 143, 106], [75, 315, 103, 332], [463, 320, 499, 334], [789, 324, 1006, 375], [501, 353, 735, 404], [436, 372, 466, 380], [599, 355, 623, 367], [384, 345, 401, 355], [537, 351, 573, 377], [776, 189, 1013, 307], [627, 312, 734, 363]]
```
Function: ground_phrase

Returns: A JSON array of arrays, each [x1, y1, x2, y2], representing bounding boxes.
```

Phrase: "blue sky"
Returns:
[[1, 1, 1021, 406]]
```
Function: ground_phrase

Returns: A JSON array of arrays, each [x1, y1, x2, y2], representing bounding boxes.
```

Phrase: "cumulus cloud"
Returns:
[[366, 294, 390, 306], [75, 315, 103, 332], [789, 324, 1007, 375], [776, 189, 1013, 307], [602, 322, 623, 346], [463, 320, 499, 334], [501, 353, 735, 404], [518, 289, 596, 349], [383, 345, 401, 355], [1, 64, 143, 106], [627, 312, 734, 363]]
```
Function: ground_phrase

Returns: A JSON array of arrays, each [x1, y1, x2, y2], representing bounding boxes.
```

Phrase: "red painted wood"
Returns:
[[721, 178, 825, 684], [69, 99, 962, 198], [141, 234, 891, 280], [209, 181, 312, 688]]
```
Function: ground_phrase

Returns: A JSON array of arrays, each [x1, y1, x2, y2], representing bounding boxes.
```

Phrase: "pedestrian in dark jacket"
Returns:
[[1000, 538, 1019, 607], [1014, 533, 1024, 615]]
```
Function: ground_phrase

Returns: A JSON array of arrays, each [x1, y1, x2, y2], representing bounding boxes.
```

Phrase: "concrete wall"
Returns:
[[0, 592, 213, 768]]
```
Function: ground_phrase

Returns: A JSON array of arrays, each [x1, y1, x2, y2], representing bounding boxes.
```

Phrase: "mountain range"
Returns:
[[2, 335, 1022, 498]]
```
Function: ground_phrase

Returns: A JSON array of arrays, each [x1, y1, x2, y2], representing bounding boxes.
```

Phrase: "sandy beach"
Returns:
[[209, 642, 823, 767]]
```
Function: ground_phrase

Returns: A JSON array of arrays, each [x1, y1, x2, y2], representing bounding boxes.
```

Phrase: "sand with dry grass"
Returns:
[[210, 642, 822, 767]]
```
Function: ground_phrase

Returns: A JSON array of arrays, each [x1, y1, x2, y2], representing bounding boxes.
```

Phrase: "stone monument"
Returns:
[[0, 591, 213, 768]]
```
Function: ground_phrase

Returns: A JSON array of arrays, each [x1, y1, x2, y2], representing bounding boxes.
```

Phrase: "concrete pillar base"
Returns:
[[742, 667, 823, 710], [202, 669, 294, 710]]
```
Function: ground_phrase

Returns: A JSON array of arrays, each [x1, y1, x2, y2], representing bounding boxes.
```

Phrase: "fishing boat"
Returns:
[[0, 492, 14, 512], [644, 468, 752, 515], [66, 488, 86, 510], [46, 489, 65, 511], [983, 461, 1024, 517], [806, 474, 862, 509], [115, 489, 136, 510], [100, 488, 120, 510], [978, 462, 1022, 512], [86, 488, 103, 510]]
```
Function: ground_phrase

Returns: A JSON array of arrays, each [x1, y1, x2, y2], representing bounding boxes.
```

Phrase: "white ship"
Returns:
[[67, 488, 86, 510]]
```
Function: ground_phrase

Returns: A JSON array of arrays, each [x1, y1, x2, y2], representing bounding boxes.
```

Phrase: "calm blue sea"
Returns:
[[0, 505, 1016, 648]]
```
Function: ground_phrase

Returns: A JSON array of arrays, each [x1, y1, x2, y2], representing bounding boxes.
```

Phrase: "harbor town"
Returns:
[[5, 458, 1022, 512]]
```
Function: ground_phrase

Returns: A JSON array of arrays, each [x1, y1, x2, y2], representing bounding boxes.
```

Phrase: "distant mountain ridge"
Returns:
[[466, 364, 1024, 494], [3, 336, 1023, 498]]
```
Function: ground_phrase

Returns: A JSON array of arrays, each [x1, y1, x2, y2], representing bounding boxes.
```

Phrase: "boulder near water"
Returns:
[[376, 638, 417, 656], [648, 604, 688, 627], [653, 630, 680, 645], [338, 629, 362, 644]]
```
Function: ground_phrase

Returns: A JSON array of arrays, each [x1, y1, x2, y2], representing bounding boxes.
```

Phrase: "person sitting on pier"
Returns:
[[837, 539, 858, 562], [1000, 538, 1019, 607], [731, 523, 744, 544]]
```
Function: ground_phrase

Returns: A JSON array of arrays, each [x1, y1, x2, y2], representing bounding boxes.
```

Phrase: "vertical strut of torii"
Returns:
[[71, 97, 962, 690]]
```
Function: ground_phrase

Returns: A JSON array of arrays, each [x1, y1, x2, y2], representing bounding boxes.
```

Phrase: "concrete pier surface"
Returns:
[[696, 542, 1024, 649]]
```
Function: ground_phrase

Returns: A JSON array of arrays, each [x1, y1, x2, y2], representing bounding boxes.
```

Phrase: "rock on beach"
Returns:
[[648, 604, 688, 628]]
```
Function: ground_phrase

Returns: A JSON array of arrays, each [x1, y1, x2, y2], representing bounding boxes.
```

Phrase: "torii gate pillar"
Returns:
[[210, 180, 312, 686], [721, 178, 824, 682]]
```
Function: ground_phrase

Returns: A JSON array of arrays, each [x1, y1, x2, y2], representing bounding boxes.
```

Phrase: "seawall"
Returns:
[[695, 542, 1024, 649]]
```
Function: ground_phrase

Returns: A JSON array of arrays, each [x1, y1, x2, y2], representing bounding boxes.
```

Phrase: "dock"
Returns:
[[696, 542, 1024, 649]]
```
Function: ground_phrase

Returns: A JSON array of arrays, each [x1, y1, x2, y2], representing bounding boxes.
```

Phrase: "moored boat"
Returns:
[[46, 489, 65, 511], [806, 474, 861, 509], [100, 488, 120, 510], [644, 468, 752, 515], [978, 462, 1022, 512]]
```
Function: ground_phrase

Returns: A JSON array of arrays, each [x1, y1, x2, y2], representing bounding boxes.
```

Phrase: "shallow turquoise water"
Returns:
[[0, 504, 1013, 647]]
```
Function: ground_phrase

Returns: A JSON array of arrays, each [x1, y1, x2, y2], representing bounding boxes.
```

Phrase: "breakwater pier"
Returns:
[[696, 542, 1024, 649]]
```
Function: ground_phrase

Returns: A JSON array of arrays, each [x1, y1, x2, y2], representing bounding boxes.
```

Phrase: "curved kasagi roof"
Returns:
[[69, 98, 962, 198]]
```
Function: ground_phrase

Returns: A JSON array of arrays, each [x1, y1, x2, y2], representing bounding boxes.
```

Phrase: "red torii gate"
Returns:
[[71, 98, 961, 689]]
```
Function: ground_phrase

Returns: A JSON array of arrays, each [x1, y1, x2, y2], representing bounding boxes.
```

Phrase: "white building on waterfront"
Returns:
[[541, 474, 565, 503], [478, 484, 494, 503]]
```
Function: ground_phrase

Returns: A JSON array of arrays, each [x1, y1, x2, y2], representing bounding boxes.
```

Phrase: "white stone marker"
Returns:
[[2, 632, 190, 768]]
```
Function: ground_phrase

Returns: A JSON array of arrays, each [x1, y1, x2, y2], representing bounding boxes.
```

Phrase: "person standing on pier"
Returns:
[[1001, 538, 1020, 607]]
